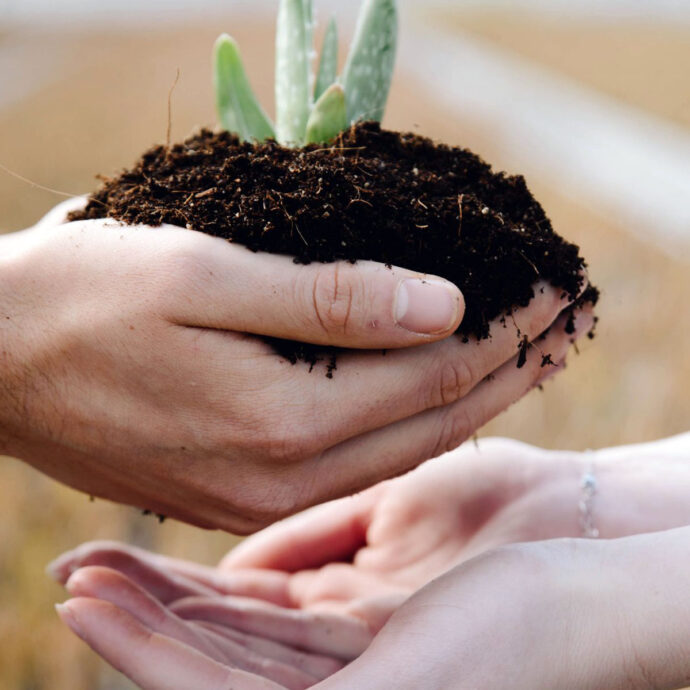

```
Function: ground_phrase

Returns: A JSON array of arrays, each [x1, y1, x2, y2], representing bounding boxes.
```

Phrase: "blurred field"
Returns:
[[0, 7, 689, 689]]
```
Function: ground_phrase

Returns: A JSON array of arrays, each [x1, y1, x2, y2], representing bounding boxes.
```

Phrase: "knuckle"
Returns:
[[429, 357, 474, 408], [230, 479, 306, 531], [255, 422, 321, 465], [185, 459, 307, 533], [432, 406, 476, 458], [310, 264, 362, 337], [524, 288, 563, 337], [294, 564, 352, 602], [153, 237, 212, 297]]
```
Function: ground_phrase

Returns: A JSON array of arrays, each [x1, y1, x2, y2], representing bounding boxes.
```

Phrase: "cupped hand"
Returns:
[[50, 431, 690, 633], [0, 199, 587, 532], [218, 433, 690, 621], [220, 438, 588, 603], [56, 526, 690, 690]]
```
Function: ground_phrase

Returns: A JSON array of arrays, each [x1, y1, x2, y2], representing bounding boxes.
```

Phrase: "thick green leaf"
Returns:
[[214, 34, 275, 142], [314, 16, 339, 101], [275, 0, 313, 146], [342, 0, 398, 124], [305, 83, 347, 145]]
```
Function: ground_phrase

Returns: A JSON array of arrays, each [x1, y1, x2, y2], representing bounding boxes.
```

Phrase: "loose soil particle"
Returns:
[[71, 122, 598, 369]]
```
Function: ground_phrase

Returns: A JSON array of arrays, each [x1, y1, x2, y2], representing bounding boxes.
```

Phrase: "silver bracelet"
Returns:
[[579, 458, 600, 539]]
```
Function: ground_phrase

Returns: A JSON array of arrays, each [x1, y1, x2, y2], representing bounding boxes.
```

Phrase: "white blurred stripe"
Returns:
[[0, 0, 264, 26], [415, 0, 690, 23], [3, 0, 688, 26], [403, 27, 690, 260]]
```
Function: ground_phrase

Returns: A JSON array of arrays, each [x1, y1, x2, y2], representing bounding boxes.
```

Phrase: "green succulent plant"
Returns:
[[214, 0, 398, 148]]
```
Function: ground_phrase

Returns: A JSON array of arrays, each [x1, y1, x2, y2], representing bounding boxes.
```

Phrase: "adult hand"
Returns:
[[0, 199, 588, 532], [221, 433, 690, 611], [51, 433, 690, 631], [56, 526, 690, 690]]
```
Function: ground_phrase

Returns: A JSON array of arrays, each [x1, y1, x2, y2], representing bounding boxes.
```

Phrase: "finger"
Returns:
[[326, 279, 581, 424], [49, 541, 277, 601], [56, 598, 287, 690], [49, 542, 217, 603], [293, 309, 595, 508], [169, 567, 295, 607], [67, 567, 317, 689], [222, 488, 381, 572], [194, 622, 344, 680], [288, 567, 409, 611], [49, 541, 297, 607], [308, 594, 408, 635], [65, 567, 228, 662], [167, 236, 465, 347], [192, 623, 321, 689], [33, 196, 88, 228], [229, 280, 583, 460], [171, 596, 373, 661]]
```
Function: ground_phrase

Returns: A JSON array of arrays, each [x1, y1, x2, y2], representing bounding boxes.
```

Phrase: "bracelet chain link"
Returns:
[[579, 455, 599, 539]]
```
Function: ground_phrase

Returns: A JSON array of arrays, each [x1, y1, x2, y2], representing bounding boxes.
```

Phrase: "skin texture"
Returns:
[[55, 530, 690, 690], [0, 199, 588, 533], [51, 434, 690, 689]]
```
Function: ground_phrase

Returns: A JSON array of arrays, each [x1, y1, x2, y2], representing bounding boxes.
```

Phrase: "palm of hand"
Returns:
[[221, 439, 583, 619]]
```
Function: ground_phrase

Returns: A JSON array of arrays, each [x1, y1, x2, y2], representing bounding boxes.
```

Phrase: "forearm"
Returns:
[[593, 432, 690, 538]]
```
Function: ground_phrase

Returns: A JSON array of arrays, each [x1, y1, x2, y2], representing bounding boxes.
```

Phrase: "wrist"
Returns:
[[0, 229, 38, 455], [592, 436, 690, 538], [516, 436, 690, 543]]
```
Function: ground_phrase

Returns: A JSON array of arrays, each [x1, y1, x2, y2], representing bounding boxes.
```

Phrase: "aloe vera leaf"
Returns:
[[305, 0, 316, 95], [305, 83, 348, 145], [314, 16, 339, 101], [342, 0, 398, 125], [275, 0, 313, 146], [214, 34, 275, 142]]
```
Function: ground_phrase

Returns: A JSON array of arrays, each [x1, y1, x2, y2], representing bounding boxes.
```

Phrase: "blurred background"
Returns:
[[1, 0, 689, 687]]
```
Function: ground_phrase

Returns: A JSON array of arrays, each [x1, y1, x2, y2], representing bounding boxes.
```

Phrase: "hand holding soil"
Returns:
[[0, 199, 586, 534], [10, 0, 597, 534]]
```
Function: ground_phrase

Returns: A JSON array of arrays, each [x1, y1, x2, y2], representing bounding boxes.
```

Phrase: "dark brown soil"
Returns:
[[71, 122, 598, 368]]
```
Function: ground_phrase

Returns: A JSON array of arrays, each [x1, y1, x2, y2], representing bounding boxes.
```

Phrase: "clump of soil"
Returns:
[[71, 122, 598, 367]]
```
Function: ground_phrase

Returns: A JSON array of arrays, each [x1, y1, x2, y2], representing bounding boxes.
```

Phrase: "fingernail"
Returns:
[[571, 310, 595, 337], [46, 553, 70, 582], [538, 358, 566, 385], [395, 278, 460, 335], [56, 602, 84, 637]]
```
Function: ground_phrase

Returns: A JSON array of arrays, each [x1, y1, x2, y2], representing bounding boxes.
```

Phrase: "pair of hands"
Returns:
[[0, 199, 591, 532], [51, 434, 690, 689]]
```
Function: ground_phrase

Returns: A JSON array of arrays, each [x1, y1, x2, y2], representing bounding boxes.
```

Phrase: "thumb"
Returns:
[[168, 234, 465, 349], [221, 488, 383, 572], [33, 196, 88, 229]]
